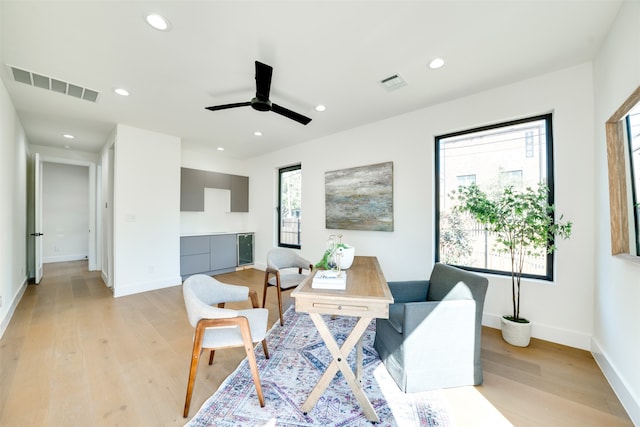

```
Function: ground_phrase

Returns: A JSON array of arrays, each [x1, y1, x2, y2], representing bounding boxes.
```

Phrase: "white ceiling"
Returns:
[[0, 1, 622, 159]]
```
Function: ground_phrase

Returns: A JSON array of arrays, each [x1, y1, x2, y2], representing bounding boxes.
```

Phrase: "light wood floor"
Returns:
[[0, 261, 633, 426]]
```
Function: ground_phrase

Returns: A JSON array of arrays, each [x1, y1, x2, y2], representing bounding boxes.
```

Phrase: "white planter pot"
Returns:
[[501, 316, 531, 347], [338, 247, 355, 269]]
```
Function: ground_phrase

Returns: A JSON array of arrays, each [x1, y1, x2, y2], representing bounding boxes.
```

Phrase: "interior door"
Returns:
[[33, 153, 44, 283]]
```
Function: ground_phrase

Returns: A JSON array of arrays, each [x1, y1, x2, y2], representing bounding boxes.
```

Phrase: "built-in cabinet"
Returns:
[[180, 168, 206, 211], [180, 232, 253, 279], [230, 175, 249, 212], [180, 167, 249, 212]]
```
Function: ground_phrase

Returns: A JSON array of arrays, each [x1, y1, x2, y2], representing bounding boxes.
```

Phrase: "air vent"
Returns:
[[379, 73, 407, 91], [9, 65, 99, 102]]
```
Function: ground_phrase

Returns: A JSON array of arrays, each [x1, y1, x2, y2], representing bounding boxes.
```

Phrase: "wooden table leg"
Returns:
[[356, 336, 363, 384], [301, 313, 379, 423]]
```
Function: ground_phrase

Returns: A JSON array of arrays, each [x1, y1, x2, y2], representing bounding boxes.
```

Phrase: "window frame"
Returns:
[[625, 113, 640, 255], [277, 164, 302, 249], [434, 113, 556, 281], [605, 85, 640, 261]]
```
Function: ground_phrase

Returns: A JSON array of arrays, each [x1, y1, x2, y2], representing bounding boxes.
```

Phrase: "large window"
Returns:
[[605, 86, 640, 258], [278, 164, 302, 248], [435, 114, 555, 279], [626, 103, 640, 255]]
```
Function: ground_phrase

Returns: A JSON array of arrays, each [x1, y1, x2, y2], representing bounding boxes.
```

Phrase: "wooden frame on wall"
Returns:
[[605, 86, 640, 257]]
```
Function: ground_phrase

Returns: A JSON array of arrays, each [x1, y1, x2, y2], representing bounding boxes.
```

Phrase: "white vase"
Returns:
[[338, 247, 355, 269], [501, 316, 531, 347]]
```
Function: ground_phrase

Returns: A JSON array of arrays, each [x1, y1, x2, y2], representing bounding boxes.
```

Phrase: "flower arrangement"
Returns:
[[315, 234, 355, 270]]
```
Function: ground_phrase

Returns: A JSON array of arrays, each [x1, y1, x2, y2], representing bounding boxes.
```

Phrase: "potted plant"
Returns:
[[452, 183, 572, 347], [315, 234, 355, 270]]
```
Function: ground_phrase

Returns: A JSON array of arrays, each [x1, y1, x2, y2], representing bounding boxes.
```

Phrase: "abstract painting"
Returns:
[[325, 161, 393, 231]]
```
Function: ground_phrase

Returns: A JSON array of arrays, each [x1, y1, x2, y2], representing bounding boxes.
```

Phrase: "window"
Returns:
[[435, 114, 555, 279], [626, 103, 640, 254], [456, 174, 476, 187], [278, 164, 302, 248], [605, 86, 640, 258], [499, 169, 523, 187]]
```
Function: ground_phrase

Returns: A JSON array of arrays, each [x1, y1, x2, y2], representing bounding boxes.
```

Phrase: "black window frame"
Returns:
[[625, 114, 640, 255], [434, 113, 556, 281], [277, 164, 302, 249]]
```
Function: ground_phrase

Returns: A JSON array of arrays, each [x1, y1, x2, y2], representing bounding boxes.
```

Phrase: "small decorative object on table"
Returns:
[[315, 234, 355, 270], [312, 269, 347, 290]]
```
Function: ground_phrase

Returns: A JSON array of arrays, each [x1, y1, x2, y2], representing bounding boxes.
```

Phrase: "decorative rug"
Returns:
[[186, 307, 452, 427]]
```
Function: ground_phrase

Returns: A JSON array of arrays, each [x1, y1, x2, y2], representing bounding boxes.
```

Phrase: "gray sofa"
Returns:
[[374, 263, 489, 392]]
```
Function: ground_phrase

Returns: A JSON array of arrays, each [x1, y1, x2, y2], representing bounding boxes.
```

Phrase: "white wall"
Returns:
[[42, 162, 89, 263], [248, 62, 595, 350], [111, 124, 182, 297], [181, 147, 248, 175], [29, 144, 99, 163], [0, 76, 29, 338], [592, 1, 640, 423]]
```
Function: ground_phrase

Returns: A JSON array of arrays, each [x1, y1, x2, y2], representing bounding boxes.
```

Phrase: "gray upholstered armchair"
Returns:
[[374, 263, 488, 393]]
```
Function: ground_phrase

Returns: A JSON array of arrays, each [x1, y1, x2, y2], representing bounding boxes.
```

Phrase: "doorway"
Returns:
[[29, 154, 98, 284]]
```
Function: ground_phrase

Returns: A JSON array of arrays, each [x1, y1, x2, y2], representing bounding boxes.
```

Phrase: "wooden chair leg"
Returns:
[[248, 290, 270, 359], [208, 349, 215, 365], [276, 283, 284, 326], [249, 289, 260, 309], [239, 317, 265, 407], [183, 325, 205, 418], [261, 272, 270, 308]]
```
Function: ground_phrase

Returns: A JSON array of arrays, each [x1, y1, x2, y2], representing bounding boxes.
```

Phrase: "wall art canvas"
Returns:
[[325, 161, 394, 231]]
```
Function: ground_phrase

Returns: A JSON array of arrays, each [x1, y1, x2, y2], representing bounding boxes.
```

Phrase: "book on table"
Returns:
[[312, 270, 347, 290]]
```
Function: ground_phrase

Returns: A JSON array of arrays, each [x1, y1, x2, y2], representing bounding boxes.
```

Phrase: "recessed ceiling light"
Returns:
[[217, 147, 224, 151], [114, 88, 129, 96], [254, 131, 263, 136], [315, 105, 326, 112], [146, 13, 171, 31], [63, 134, 74, 139], [429, 58, 445, 69]]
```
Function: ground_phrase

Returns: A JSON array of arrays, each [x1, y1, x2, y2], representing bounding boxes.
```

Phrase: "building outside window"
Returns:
[[456, 174, 476, 187], [278, 164, 302, 248], [435, 114, 555, 279]]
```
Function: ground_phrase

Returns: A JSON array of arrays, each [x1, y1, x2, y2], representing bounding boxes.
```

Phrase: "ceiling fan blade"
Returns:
[[205, 101, 251, 112], [271, 103, 312, 125], [255, 61, 273, 102]]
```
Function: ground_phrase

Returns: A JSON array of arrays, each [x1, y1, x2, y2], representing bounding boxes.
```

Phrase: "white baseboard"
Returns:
[[592, 338, 640, 425], [43, 254, 88, 263], [113, 275, 182, 298], [482, 312, 592, 350], [0, 277, 28, 339], [101, 271, 111, 288]]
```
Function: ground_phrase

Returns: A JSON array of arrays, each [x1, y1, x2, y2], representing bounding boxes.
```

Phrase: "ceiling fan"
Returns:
[[205, 61, 312, 125]]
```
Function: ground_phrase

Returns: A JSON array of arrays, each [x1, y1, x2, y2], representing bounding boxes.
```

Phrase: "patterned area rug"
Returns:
[[186, 307, 452, 427]]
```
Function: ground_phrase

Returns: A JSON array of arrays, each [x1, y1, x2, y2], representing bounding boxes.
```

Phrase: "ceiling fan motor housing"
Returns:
[[251, 97, 272, 111]]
